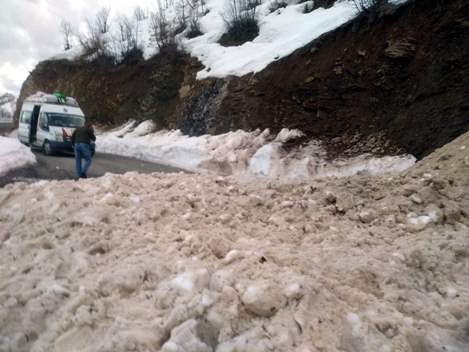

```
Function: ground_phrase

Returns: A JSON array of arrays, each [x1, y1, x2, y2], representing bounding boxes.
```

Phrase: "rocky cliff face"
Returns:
[[16, 51, 201, 128], [16, 0, 469, 158]]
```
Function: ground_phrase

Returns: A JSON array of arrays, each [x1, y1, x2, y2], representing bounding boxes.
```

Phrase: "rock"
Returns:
[[384, 40, 416, 60], [241, 283, 284, 317], [443, 202, 463, 224], [401, 184, 417, 197], [333, 66, 343, 75], [324, 191, 337, 205], [208, 237, 231, 259]]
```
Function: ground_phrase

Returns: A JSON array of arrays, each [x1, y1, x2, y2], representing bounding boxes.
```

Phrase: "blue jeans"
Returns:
[[74, 143, 92, 177]]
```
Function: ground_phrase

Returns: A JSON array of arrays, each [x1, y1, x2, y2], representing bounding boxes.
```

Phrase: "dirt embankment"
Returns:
[[182, 0, 469, 158], [17, 0, 469, 158], [15, 52, 202, 127]]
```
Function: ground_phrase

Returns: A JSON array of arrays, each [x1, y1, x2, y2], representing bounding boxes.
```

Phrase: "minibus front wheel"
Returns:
[[43, 140, 53, 156]]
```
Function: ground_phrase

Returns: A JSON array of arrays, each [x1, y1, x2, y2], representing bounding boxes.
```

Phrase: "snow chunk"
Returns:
[[170, 269, 210, 293], [162, 319, 213, 352], [241, 283, 284, 317]]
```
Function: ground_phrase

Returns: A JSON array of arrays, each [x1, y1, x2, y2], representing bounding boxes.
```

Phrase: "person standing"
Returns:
[[71, 122, 96, 179]]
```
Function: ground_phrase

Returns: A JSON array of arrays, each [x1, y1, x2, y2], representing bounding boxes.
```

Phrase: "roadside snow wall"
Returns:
[[97, 121, 416, 179]]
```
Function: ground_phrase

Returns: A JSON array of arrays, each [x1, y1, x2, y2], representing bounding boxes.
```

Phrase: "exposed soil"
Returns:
[[218, 18, 260, 47], [182, 0, 469, 158], [15, 51, 199, 127]]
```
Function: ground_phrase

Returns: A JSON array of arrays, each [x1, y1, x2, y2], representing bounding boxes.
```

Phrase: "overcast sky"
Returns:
[[0, 0, 155, 95]]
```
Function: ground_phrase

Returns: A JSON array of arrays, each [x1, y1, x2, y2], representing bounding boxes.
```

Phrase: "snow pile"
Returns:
[[0, 137, 36, 176], [97, 120, 416, 179], [0, 130, 468, 352], [97, 122, 272, 172]]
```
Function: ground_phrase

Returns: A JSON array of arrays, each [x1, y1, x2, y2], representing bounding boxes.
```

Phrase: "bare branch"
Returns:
[[60, 20, 73, 51], [96, 6, 111, 34]]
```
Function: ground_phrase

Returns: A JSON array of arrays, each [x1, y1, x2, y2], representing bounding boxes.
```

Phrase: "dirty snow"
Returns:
[[0, 136, 36, 176], [97, 120, 416, 179], [1, 130, 468, 352]]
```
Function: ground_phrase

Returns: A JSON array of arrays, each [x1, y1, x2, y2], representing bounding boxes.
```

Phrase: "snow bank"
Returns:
[[97, 121, 416, 179], [0, 137, 36, 176]]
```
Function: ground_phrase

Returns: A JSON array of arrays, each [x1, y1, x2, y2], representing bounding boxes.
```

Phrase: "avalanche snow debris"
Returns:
[[98, 121, 416, 179], [1, 130, 468, 351]]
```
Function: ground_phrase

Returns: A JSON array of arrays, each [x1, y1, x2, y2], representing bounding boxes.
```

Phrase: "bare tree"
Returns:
[[96, 6, 111, 34], [224, 0, 258, 24], [149, 1, 175, 50], [78, 17, 109, 58], [114, 15, 139, 59], [176, 0, 188, 31], [185, 0, 207, 16], [352, 0, 387, 13], [60, 20, 73, 50], [134, 6, 147, 21]]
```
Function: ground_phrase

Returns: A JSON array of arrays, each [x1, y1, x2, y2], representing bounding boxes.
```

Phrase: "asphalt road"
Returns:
[[0, 151, 183, 186]]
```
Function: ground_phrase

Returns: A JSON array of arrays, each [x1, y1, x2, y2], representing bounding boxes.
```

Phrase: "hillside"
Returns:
[[16, 0, 469, 159]]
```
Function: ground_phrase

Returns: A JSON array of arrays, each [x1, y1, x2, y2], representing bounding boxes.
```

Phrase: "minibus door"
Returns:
[[29, 105, 40, 144]]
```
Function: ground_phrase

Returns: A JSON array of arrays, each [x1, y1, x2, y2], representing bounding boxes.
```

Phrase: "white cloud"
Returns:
[[0, 0, 156, 95]]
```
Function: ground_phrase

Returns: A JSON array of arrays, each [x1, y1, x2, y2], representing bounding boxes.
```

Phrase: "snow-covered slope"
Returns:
[[52, 0, 406, 80], [97, 120, 416, 179]]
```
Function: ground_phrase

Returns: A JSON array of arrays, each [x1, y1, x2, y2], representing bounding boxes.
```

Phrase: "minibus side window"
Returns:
[[21, 111, 32, 123], [38, 113, 49, 131]]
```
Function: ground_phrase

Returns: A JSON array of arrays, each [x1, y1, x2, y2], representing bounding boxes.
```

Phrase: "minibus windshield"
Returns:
[[47, 113, 85, 128]]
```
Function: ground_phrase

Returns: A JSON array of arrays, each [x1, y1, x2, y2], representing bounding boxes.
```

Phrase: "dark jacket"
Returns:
[[71, 126, 96, 145]]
